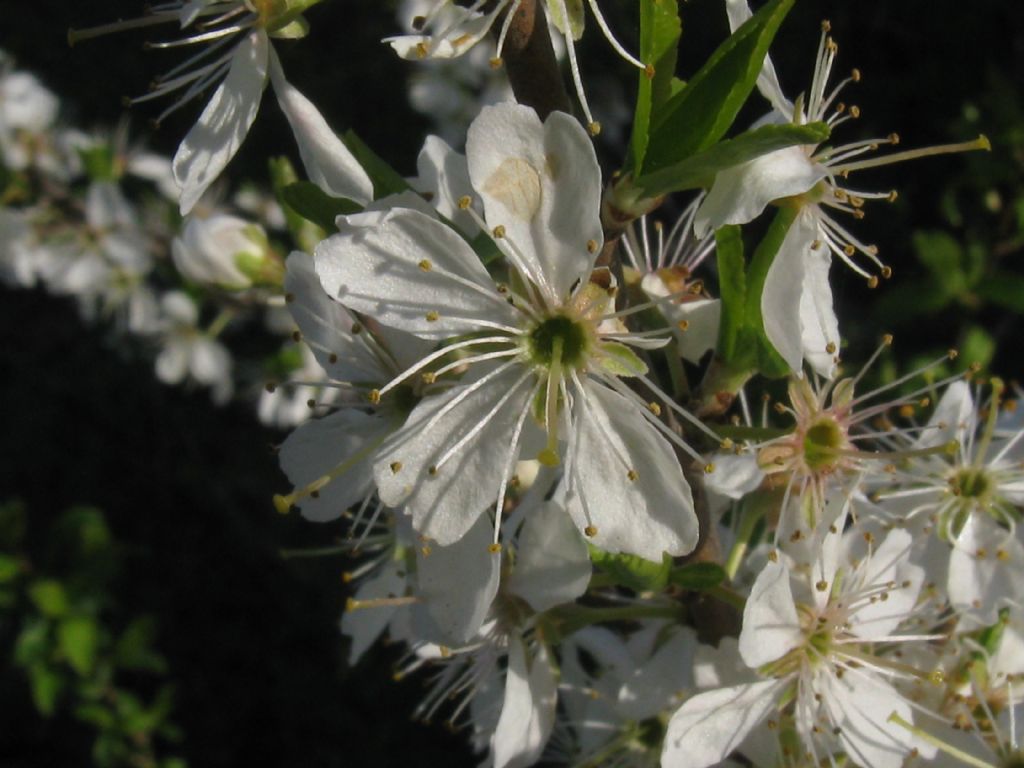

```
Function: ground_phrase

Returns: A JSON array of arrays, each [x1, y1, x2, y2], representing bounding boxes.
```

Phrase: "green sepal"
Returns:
[[547, 0, 585, 40], [635, 122, 829, 197], [597, 341, 649, 377], [668, 561, 727, 590], [711, 208, 797, 380], [269, 16, 309, 39], [342, 130, 411, 199], [263, 0, 324, 34], [268, 156, 326, 253], [77, 144, 118, 182], [58, 615, 100, 676], [629, 0, 681, 173], [281, 181, 362, 232], [643, 0, 795, 175], [589, 546, 672, 592]]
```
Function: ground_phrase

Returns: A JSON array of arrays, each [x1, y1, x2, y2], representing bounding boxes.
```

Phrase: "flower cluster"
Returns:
[[4, 1, 1017, 766]]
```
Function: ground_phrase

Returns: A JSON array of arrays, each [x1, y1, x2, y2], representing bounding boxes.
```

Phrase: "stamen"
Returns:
[[833, 136, 991, 174]]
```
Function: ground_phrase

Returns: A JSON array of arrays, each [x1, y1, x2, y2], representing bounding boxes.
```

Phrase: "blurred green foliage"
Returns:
[[1, 500, 186, 768]]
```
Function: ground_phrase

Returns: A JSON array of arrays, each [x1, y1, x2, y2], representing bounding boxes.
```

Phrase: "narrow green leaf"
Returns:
[[635, 122, 829, 197], [714, 225, 746, 362], [630, 0, 681, 172], [668, 561, 727, 590], [643, 0, 795, 174], [589, 547, 671, 592], [342, 130, 411, 199], [281, 181, 361, 232], [29, 663, 64, 716], [58, 615, 100, 676]]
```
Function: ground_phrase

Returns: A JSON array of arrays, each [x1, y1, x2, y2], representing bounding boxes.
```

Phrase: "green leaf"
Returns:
[[589, 547, 671, 592], [342, 131, 411, 199], [77, 144, 117, 182], [643, 0, 795, 174], [960, 325, 995, 371], [0, 553, 20, 583], [635, 122, 829, 197], [58, 615, 100, 676], [281, 181, 361, 232], [976, 273, 1024, 312], [14, 617, 51, 666], [668, 561, 727, 590], [714, 225, 746, 363], [630, 0, 681, 172], [28, 662, 64, 716], [269, 157, 326, 253], [913, 230, 966, 297], [29, 579, 69, 617]]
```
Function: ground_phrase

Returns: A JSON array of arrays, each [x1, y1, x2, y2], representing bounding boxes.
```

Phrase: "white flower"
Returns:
[[695, 9, 987, 377], [154, 291, 233, 404], [663, 510, 936, 768], [314, 102, 706, 561], [0, 52, 59, 170], [620, 199, 720, 364], [386, 0, 649, 135], [872, 380, 1024, 625], [70, 2, 372, 214]]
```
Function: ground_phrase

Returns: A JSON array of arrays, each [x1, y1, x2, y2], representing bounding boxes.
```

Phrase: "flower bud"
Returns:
[[171, 214, 280, 290]]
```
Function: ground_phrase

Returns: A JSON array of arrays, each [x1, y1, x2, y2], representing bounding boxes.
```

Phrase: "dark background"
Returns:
[[2, 1, 1022, 765]]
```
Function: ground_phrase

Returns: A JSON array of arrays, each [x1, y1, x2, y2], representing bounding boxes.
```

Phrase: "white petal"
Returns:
[[340, 558, 407, 665], [724, 1, 793, 117], [507, 500, 591, 612], [314, 207, 519, 339], [761, 209, 818, 372], [916, 379, 973, 449], [374, 369, 534, 545], [277, 408, 384, 521], [739, 560, 804, 668], [704, 452, 764, 500], [566, 382, 697, 560], [412, 513, 500, 645], [617, 627, 697, 720], [821, 670, 935, 768], [661, 679, 784, 768], [694, 147, 824, 238], [283, 251, 391, 382], [172, 31, 269, 215], [414, 134, 475, 232], [188, 338, 231, 386], [949, 513, 1024, 625], [798, 238, 839, 379], [848, 528, 924, 640], [155, 341, 189, 384], [268, 50, 373, 204], [492, 637, 558, 768], [467, 103, 603, 300]]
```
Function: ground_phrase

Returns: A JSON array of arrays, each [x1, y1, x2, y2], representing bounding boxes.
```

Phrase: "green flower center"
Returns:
[[527, 314, 589, 370], [950, 468, 992, 500], [802, 418, 845, 471]]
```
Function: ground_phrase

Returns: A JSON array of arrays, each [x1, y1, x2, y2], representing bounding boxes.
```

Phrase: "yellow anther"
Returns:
[[342, 571, 353, 583], [627, 469, 639, 482], [489, 56, 503, 69], [825, 342, 837, 355], [704, 463, 715, 474], [389, 461, 403, 474], [768, 549, 779, 562], [425, 311, 440, 322], [720, 438, 734, 450], [586, 239, 598, 253], [644, 63, 655, 79], [487, 543, 502, 554], [816, 580, 829, 592], [821, 20, 831, 32], [584, 525, 598, 537], [351, 322, 363, 334], [677, 319, 689, 331], [458, 195, 472, 210], [428, 465, 439, 476], [647, 402, 662, 416], [420, 545, 431, 557], [888, 132, 901, 145], [888, 190, 899, 202], [292, 330, 302, 342], [976, 548, 988, 559], [272, 494, 293, 514], [492, 225, 506, 239], [997, 549, 1009, 561], [843, 244, 856, 257], [851, 67, 861, 82], [369, 389, 381, 404], [587, 121, 602, 137], [849, 105, 861, 118], [415, 41, 429, 58], [947, 348, 959, 361], [881, 266, 893, 279], [418, 259, 432, 271], [496, 283, 509, 294], [867, 276, 880, 289]]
